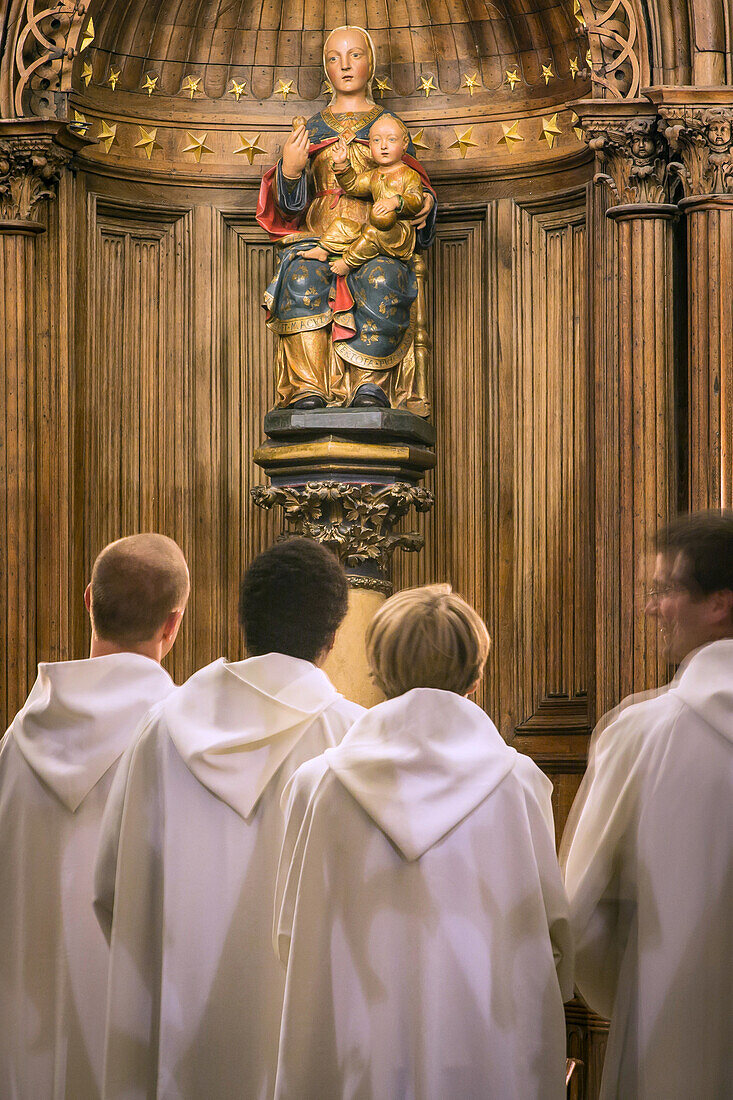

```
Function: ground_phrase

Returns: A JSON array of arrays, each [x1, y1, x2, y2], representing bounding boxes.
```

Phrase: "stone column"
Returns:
[[578, 101, 678, 712], [0, 120, 76, 724], [652, 92, 733, 509]]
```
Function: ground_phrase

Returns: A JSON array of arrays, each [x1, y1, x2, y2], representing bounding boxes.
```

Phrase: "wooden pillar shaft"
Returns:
[[683, 196, 733, 508]]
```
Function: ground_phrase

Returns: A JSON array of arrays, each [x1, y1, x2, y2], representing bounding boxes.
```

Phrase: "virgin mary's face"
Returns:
[[324, 30, 371, 94]]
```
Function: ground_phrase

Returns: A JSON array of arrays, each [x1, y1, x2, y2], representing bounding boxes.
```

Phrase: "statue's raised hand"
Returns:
[[331, 135, 349, 169], [282, 124, 310, 179], [411, 191, 435, 230]]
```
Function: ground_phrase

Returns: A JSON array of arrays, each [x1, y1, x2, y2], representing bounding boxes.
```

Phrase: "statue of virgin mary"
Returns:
[[256, 25, 437, 412]]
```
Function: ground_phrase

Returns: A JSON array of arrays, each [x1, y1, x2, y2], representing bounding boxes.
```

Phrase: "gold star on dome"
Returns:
[[97, 120, 118, 153], [570, 111, 584, 141], [229, 79, 247, 100], [541, 113, 562, 148], [81, 61, 93, 87], [449, 126, 478, 158], [275, 79, 294, 101], [183, 75, 201, 99], [142, 74, 158, 96], [410, 128, 430, 153], [542, 63, 554, 85], [70, 109, 90, 135], [573, 0, 586, 26], [80, 16, 94, 52], [134, 126, 160, 159], [461, 72, 481, 96], [234, 132, 267, 164], [374, 76, 392, 97], [419, 74, 437, 97], [107, 68, 121, 91], [569, 57, 580, 79], [182, 131, 214, 162], [498, 120, 524, 150], [586, 48, 592, 66], [505, 68, 521, 90]]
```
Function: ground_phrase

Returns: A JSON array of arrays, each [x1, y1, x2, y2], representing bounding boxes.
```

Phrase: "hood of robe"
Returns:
[[672, 638, 733, 743], [166, 654, 342, 820], [9, 653, 174, 812], [324, 688, 518, 861]]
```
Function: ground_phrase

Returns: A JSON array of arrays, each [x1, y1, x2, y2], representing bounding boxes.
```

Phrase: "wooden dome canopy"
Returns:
[[80, 0, 588, 113]]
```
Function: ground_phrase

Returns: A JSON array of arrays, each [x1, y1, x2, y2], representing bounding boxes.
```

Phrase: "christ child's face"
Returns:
[[325, 30, 371, 95], [369, 117, 408, 166]]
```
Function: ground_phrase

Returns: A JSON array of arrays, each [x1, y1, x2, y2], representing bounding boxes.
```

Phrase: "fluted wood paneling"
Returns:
[[686, 203, 733, 508]]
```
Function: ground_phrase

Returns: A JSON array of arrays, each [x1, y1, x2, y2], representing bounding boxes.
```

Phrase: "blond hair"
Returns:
[[366, 584, 490, 699]]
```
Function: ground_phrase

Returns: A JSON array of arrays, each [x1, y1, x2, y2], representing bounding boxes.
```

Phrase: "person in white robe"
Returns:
[[94, 536, 363, 1100], [562, 510, 733, 1099], [0, 533, 190, 1100], [274, 583, 573, 1100]]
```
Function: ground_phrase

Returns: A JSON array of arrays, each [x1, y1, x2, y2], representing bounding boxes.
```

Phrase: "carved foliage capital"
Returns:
[[251, 480, 434, 581], [583, 114, 670, 204], [0, 134, 72, 223], [660, 106, 733, 197]]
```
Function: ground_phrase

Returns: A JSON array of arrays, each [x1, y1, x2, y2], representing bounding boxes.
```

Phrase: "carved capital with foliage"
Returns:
[[660, 106, 733, 197], [251, 480, 434, 590], [0, 132, 72, 224], [582, 113, 671, 205]]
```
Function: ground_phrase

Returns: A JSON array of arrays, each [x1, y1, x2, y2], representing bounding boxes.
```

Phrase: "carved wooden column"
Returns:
[[0, 120, 76, 724], [578, 102, 678, 713], [652, 91, 733, 509]]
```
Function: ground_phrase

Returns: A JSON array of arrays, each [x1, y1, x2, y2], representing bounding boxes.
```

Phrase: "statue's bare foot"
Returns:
[[330, 258, 350, 276], [299, 246, 328, 261]]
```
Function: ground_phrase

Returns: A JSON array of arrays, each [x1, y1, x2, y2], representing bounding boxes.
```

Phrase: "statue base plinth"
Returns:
[[252, 408, 436, 595]]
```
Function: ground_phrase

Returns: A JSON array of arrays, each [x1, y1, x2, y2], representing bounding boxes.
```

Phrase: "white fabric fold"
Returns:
[[324, 687, 519, 859], [671, 637, 733, 743], [10, 653, 173, 812], [166, 654, 341, 820]]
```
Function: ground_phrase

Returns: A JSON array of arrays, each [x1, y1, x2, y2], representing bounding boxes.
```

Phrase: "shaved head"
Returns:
[[90, 534, 189, 645]]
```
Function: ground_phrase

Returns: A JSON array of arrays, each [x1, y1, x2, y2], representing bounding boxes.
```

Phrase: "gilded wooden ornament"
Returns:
[[97, 120, 117, 153], [275, 79, 295, 101], [461, 73, 480, 96], [182, 131, 214, 162], [80, 16, 94, 52], [570, 112, 583, 141], [573, 0, 586, 27], [542, 63, 554, 84], [374, 77, 391, 97], [250, 481, 434, 579], [142, 74, 158, 95], [70, 110, 89, 136], [449, 126, 478, 158], [418, 75, 437, 97], [498, 120, 524, 150], [570, 57, 580, 79], [322, 79, 334, 97], [234, 132, 267, 163], [229, 79, 247, 100], [107, 69, 121, 91], [410, 128, 430, 153], [134, 125, 159, 159], [541, 113, 562, 149], [505, 68, 520, 90], [182, 76, 201, 99], [81, 62, 93, 87]]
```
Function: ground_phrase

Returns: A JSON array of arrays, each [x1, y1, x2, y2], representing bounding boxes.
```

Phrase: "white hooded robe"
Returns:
[[0, 653, 175, 1100], [274, 688, 573, 1100], [562, 639, 733, 1099], [94, 653, 363, 1100]]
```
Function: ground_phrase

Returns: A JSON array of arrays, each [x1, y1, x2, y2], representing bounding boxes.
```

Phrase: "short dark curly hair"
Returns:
[[239, 537, 349, 661], [657, 510, 733, 596]]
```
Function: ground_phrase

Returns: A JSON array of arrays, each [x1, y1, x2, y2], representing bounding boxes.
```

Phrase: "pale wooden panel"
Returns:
[[514, 198, 593, 727]]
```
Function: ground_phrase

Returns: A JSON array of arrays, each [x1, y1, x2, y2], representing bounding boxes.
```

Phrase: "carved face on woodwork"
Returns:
[[323, 27, 374, 99], [630, 130, 656, 163], [706, 116, 732, 151]]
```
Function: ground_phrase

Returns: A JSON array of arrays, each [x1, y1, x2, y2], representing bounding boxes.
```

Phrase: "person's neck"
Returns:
[[330, 92, 371, 114], [89, 636, 161, 663]]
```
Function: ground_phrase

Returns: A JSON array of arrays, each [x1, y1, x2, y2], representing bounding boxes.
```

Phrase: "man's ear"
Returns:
[[84, 583, 92, 613], [161, 609, 184, 644], [709, 588, 733, 628]]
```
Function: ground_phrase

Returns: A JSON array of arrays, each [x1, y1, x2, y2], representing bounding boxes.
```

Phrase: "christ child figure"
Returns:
[[299, 114, 424, 277]]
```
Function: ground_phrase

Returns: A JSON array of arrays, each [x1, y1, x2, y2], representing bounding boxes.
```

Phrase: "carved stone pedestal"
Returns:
[[252, 408, 436, 705]]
